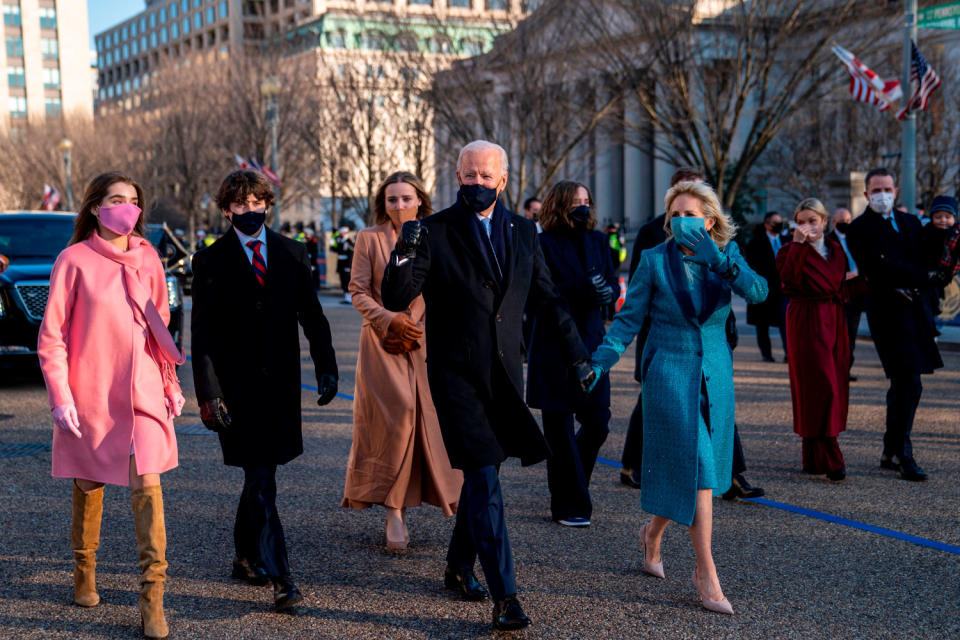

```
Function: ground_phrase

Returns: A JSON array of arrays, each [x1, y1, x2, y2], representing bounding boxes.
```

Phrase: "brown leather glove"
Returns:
[[382, 335, 407, 354]]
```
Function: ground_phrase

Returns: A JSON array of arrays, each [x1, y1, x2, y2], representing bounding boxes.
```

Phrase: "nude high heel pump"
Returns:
[[385, 510, 407, 553], [639, 523, 664, 579], [693, 568, 734, 615]]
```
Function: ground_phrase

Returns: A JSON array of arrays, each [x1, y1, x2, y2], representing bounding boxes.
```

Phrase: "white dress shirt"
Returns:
[[833, 230, 858, 274], [234, 224, 268, 268]]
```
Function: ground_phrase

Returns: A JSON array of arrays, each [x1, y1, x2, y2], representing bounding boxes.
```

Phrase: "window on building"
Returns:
[[396, 33, 418, 52], [122, 26, 129, 41], [362, 31, 384, 50], [134, 76, 141, 89], [96, 37, 104, 52], [408, 0, 432, 4], [131, 39, 139, 55], [160, 7, 167, 22], [124, 79, 131, 92], [108, 85, 114, 98], [461, 39, 483, 56], [172, 23, 179, 38], [42, 68, 60, 89], [171, 2, 178, 18], [161, 27, 168, 43], [141, 36, 147, 50], [6, 36, 23, 58], [448, 0, 470, 7], [182, 0, 189, 12], [131, 21, 137, 37], [99, 88, 105, 100], [219, 1, 228, 18], [183, 18, 190, 34], [150, 32, 157, 47], [46, 97, 62, 116], [429, 36, 452, 54], [3, 5, 22, 27], [140, 17, 147, 32], [9, 96, 27, 118], [122, 44, 129, 59], [327, 30, 346, 48], [486, 0, 508, 9], [39, 7, 57, 29], [523, 0, 542, 10], [7, 66, 26, 87], [194, 0, 201, 7], [206, 7, 214, 23], [150, 12, 157, 28], [42, 38, 59, 58], [195, 13, 202, 29]]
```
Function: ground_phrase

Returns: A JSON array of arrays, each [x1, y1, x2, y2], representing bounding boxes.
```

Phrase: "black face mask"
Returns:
[[570, 205, 591, 227], [834, 222, 850, 233], [770, 221, 785, 234], [459, 184, 498, 213], [231, 209, 266, 236]]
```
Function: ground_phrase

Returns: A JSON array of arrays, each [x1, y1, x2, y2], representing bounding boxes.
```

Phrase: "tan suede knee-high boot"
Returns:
[[131, 485, 168, 639], [71, 480, 103, 607]]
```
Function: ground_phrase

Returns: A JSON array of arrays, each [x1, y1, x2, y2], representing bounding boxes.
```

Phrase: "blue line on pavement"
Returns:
[[596, 456, 960, 555], [185, 357, 960, 555]]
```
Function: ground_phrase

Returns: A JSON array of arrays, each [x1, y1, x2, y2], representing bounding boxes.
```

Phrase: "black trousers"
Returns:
[[755, 322, 788, 360], [884, 374, 923, 460], [542, 407, 611, 520], [844, 295, 866, 369], [234, 465, 290, 579], [622, 390, 748, 479], [446, 465, 516, 602]]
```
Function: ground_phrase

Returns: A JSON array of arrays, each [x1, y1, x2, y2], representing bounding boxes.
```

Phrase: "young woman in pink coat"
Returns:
[[38, 173, 185, 640]]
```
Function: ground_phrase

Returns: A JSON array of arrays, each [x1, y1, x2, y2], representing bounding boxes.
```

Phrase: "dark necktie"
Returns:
[[247, 240, 266, 286]]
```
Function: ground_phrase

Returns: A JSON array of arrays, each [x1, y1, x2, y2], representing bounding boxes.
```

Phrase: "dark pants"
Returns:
[[731, 425, 748, 476], [337, 261, 351, 293], [755, 322, 788, 360], [802, 436, 845, 474], [884, 374, 923, 459], [542, 407, 611, 520], [446, 466, 516, 602], [234, 465, 289, 579], [845, 294, 865, 369]]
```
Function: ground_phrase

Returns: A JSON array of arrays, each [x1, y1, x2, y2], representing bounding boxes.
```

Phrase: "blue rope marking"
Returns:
[[185, 355, 960, 555], [0, 443, 51, 458]]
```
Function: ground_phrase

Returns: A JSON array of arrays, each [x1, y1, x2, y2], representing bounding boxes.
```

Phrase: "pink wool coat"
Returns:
[[38, 233, 182, 486]]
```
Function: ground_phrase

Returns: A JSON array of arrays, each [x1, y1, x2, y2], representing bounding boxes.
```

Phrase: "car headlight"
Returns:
[[166, 276, 181, 309]]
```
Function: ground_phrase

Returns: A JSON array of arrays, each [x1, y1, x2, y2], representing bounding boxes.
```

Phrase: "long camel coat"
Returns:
[[342, 223, 461, 515], [38, 233, 181, 485]]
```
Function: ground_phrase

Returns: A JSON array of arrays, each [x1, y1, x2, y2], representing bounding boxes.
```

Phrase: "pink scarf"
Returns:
[[85, 233, 185, 388]]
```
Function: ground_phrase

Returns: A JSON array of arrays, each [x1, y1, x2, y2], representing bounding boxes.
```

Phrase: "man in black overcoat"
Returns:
[[745, 211, 787, 362], [191, 171, 339, 611], [382, 141, 594, 632], [827, 207, 866, 379], [846, 167, 943, 481]]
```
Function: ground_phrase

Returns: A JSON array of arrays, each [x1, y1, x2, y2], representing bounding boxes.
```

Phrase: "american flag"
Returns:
[[247, 156, 281, 186], [831, 45, 902, 111], [896, 41, 941, 120], [41, 184, 61, 211]]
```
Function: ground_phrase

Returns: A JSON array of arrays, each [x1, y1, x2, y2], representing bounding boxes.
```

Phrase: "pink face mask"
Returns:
[[98, 202, 142, 236]]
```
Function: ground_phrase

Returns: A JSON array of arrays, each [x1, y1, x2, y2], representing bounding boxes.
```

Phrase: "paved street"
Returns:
[[1, 294, 958, 639]]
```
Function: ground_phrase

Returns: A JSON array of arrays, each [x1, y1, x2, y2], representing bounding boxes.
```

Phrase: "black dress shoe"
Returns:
[[273, 578, 303, 612], [619, 468, 642, 489], [232, 556, 270, 586], [898, 457, 928, 482], [444, 565, 488, 601], [879, 454, 901, 471], [826, 469, 846, 482], [761, 354, 776, 363], [721, 474, 765, 500], [492, 596, 531, 631]]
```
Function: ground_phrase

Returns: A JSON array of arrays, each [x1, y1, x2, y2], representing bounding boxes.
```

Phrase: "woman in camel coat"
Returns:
[[38, 172, 184, 639], [342, 171, 461, 551]]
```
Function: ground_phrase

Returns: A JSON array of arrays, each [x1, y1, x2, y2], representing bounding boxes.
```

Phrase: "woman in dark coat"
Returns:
[[526, 181, 619, 527], [777, 198, 852, 481]]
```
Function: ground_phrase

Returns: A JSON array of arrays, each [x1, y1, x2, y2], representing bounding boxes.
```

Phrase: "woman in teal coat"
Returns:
[[587, 181, 767, 615]]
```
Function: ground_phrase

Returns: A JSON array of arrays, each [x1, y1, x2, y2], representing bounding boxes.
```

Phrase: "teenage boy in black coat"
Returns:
[[191, 170, 339, 611]]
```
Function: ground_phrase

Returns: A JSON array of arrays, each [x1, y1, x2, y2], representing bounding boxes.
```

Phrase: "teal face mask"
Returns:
[[670, 216, 706, 246]]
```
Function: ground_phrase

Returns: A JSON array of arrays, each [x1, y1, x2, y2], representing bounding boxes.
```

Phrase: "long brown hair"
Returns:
[[539, 181, 596, 232], [69, 172, 146, 246], [373, 171, 432, 225]]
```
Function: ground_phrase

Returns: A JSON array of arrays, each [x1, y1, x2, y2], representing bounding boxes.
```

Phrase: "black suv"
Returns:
[[0, 213, 184, 365]]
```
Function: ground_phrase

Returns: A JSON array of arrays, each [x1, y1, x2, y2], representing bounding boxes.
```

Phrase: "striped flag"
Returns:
[[248, 156, 281, 186], [897, 41, 941, 120], [41, 184, 61, 211], [235, 154, 248, 169], [831, 45, 902, 111]]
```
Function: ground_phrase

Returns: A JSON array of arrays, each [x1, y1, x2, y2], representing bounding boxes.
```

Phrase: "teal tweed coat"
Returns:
[[593, 239, 768, 525]]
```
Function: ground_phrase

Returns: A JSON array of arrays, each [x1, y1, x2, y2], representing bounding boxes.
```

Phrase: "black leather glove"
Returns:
[[590, 273, 615, 305], [317, 374, 339, 406], [397, 220, 426, 260], [200, 397, 231, 433], [573, 360, 598, 394], [929, 270, 951, 288]]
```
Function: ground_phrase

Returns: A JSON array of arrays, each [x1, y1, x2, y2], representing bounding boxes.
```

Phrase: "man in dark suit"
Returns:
[[846, 167, 943, 481], [191, 170, 339, 611], [827, 207, 866, 380], [382, 141, 594, 632], [745, 211, 787, 362]]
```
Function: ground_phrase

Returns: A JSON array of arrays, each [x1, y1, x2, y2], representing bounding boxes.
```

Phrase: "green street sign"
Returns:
[[919, 1, 960, 29]]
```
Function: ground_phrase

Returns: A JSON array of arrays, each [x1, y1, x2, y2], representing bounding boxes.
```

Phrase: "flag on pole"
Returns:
[[831, 45, 902, 111], [41, 185, 61, 211], [896, 41, 941, 120], [234, 154, 249, 169], [248, 156, 281, 186]]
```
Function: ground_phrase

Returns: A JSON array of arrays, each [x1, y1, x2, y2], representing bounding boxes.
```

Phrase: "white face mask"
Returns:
[[869, 192, 896, 215]]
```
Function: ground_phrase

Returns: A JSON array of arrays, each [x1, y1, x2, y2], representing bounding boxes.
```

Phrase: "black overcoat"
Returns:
[[744, 225, 785, 326], [191, 227, 338, 467], [527, 227, 616, 413], [846, 207, 942, 378], [381, 198, 589, 470]]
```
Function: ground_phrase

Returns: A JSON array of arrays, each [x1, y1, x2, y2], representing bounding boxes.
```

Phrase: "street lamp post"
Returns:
[[260, 76, 282, 227], [59, 138, 73, 211]]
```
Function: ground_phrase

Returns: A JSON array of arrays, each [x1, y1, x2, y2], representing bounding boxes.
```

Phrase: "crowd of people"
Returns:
[[35, 139, 959, 638]]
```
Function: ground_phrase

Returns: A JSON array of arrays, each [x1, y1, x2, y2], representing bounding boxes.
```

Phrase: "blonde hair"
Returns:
[[793, 197, 829, 221], [663, 181, 737, 249]]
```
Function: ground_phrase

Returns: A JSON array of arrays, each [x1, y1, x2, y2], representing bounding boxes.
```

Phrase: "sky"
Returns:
[[87, 0, 146, 50]]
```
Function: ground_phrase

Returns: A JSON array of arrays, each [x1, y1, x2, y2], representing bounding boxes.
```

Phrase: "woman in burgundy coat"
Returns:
[[777, 198, 852, 481]]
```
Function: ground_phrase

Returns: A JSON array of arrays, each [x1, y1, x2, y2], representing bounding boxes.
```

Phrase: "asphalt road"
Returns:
[[0, 294, 957, 639]]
